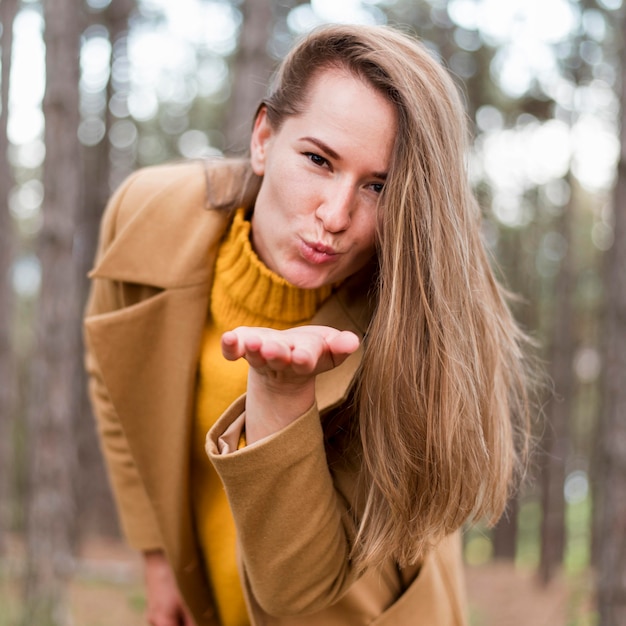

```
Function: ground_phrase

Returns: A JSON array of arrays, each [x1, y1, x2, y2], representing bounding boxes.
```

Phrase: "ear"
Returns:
[[250, 106, 274, 176]]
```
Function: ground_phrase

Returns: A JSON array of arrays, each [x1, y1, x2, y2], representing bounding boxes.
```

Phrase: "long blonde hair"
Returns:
[[242, 24, 533, 569]]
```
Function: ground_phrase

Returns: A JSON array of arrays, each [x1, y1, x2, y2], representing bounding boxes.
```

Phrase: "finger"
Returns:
[[290, 330, 359, 374], [289, 351, 318, 375], [258, 338, 293, 371], [290, 338, 326, 375], [222, 328, 263, 362], [327, 330, 360, 356], [286, 326, 360, 356], [241, 338, 267, 370], [221, 330, 244, 361]]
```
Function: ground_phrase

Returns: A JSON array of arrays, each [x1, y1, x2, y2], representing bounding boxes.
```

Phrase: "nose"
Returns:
[[315, 182, 355, 233]]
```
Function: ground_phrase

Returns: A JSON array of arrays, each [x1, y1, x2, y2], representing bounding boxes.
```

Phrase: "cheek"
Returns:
[[263, 160, 301, 208], [360, 213, 379, 250]]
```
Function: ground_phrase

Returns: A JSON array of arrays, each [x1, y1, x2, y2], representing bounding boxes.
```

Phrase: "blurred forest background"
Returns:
[[0, 0, 625, 624]]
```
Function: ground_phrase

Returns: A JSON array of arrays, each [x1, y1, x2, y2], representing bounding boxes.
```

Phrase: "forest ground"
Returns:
[[0, 535, 597, 626]]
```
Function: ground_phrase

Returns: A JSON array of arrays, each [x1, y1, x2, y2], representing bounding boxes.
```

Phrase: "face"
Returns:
[[249, 67, 397, 289]]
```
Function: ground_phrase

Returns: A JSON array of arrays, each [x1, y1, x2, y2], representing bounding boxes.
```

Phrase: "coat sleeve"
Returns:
[[206, 397, 361, 617], [83, 173, 163, 551]]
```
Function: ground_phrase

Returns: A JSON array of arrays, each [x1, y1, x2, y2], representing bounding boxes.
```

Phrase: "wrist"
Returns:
[[244, 375, 316, 444]]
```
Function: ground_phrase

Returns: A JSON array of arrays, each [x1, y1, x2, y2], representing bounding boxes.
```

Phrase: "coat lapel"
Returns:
[[85, 284, 208, 547], [85, 174, 234, 571], [90, 163, 232, 289]]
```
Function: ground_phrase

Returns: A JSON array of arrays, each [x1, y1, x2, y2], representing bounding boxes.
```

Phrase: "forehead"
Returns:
[[295, 67, 397, 133], [303, 65, 390, 110], [278, 66, 397, 172]]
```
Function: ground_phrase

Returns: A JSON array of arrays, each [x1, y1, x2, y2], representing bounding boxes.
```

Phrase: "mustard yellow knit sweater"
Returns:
[[191, 209, 332, 626]]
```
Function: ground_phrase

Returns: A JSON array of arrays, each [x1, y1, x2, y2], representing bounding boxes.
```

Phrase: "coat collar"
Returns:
[[90, 161, 235, 289]]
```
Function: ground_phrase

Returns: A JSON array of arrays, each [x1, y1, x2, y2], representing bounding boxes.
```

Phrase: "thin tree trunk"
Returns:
[[0, 0, 20, 555], [222, 0, 274, 155], [22, 0, 83, 623], [596, 12, 626, 623], [75, 0, 135, 542], [491, 225, 533, 562], [493, 497, 519, 560], [539, 186, 576, 585]]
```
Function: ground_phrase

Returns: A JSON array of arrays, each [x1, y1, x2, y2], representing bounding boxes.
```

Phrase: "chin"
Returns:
[[284, 271, 333, 290]]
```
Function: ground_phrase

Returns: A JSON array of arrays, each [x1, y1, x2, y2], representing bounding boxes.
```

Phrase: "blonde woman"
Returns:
[[85, 23, 532, 626]]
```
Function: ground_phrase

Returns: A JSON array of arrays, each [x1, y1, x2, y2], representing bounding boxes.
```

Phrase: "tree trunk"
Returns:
[[492, 497, 519, 560], [22, 0, 83, 623], [595, 12, 626, 623], [490, 224, 537, 562], [222, 0, 274, 155], [0, 0, 19, 555], [74, 0, 136, 542], [538, 187, 576, 585]]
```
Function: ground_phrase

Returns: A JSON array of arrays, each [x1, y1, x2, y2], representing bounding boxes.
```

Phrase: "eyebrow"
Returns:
[[300, 136, 388, 180]]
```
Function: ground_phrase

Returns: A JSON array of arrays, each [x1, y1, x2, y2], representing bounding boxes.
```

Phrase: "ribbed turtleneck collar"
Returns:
[[210, 209, 333, 330]]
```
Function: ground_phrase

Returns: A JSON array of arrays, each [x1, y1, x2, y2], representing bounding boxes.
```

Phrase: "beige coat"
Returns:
[[84, 160, 468, 626]]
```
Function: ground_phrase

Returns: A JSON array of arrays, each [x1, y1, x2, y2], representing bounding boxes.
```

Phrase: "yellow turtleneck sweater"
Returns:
[[191, 209, 332, 626]]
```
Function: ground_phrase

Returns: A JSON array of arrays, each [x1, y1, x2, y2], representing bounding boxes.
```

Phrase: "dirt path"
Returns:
[[2, 537, 596, 625], [465, 562, 590, 626]]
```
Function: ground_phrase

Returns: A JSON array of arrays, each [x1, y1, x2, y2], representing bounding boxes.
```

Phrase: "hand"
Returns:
[[221, 325, 359, 381], [221, 325, 359, 443], [143, 550, 196, 626]]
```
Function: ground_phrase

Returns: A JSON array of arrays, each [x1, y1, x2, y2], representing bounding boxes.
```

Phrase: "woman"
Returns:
[[85, 23, 532, 626]]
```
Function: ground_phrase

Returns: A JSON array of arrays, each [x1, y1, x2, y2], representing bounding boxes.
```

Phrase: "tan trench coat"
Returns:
[[84, 160, 469, 626]]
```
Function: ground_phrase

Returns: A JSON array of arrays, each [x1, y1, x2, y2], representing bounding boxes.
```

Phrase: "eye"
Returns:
[[368, 182, 385, 194], [304, 152, 329, 168]]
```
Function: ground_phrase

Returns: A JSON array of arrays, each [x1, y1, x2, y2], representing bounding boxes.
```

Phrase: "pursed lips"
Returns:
[[299, 237, 343, 263]]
